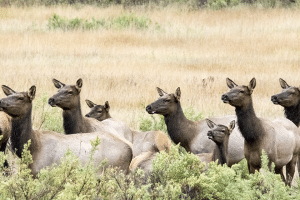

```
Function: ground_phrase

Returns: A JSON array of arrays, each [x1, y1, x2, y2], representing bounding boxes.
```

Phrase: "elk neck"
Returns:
[[164, 102, 195, 149], [235, 99, 264, 144], [62, 98, 88, 134], [213, 143, 227, 165], [284, 103, 300, 127], [10, 107, 40, 158]]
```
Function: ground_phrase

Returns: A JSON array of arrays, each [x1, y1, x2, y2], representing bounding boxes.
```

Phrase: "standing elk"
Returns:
[[145, 87, 244, 167], [85, 99, 172, 172], [0, 112, 11, 167], [198, 119, 235, 166], [222, 78, 300, 186], [48, 79, 132, 139], [271, 78, 300, 177], [0, 85, 133, 176]]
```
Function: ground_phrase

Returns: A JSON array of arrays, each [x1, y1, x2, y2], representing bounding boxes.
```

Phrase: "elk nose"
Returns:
[[85, 114, 90, 117], [48, 98, 54, 106], [207, 131, 213, 136], [271, 95, 277, 101], [221, 94, 228, 101], [146, 105, 151, 112]]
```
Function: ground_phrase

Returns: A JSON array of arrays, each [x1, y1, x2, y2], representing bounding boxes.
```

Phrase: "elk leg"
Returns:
[[286, 157, 297, 186], [275, 166, 286, 185], [0, 141, 8, 168]]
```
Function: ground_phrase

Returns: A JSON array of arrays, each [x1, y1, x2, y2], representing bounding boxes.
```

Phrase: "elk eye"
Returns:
[[68, 91, 73, 94], [97, 110, 102, 113], [165, 99, 170, 102], [18, 97, 24, 100], [239, 90, 244, 93]]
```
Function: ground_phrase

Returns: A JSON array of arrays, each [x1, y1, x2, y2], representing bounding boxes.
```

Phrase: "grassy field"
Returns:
[[0, 5, 300, 131]]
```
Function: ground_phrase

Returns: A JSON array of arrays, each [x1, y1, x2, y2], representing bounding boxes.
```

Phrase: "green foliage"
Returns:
[[33, 92, 64, 133], [206, 0, 242, 10], [47, 13, 152, 31], [139, 105, 203, 133]]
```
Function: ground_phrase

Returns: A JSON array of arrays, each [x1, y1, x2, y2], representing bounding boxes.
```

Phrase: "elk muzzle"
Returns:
[[48, 97, 56, 107], [271, 95, 279, 105], [221, 94, 230, 103], [146, 105, 155, 114]]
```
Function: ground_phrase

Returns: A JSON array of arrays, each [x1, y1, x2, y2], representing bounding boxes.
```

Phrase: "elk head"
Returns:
[[85, 100, 111, 121], [48, 78, 82, 110], [146, 87, 181, 116]]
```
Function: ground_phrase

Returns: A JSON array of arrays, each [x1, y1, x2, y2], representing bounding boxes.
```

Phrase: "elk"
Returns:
[[0, 85, 133, 176], [84, 99, 172, 162], [198, 119, 235, 165], [222, 78, 300, 186], [85, 100, 111, 122], [48, 79, 132, 140], [145, 87, 244, 167], [0, 112, 11, 167], [271, 78, 300, 177]]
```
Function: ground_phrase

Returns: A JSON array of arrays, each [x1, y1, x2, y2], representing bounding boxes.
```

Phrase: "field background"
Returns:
[[0, 5, 300, 131]]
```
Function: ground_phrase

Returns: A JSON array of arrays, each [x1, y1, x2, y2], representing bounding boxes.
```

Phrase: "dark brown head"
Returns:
[[85, 100, 111, 121], [221, 78, 256, 109], [271, 78, 300, 107], [0, 85, 36, 119], [48, 78, 82, 110], [146, 87, 181, 116], [206, 119, 235, 145]]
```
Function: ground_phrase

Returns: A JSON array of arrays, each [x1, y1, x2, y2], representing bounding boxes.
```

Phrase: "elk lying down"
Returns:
[[197, 119, 235, 166], [85, 99, 172, 171], [222, 78, 300, 186], [85, 99, 172, 156], [0, 85, 133, 176]]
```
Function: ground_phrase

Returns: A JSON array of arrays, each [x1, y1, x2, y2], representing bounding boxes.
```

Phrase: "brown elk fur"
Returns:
[[222, 77, 300, 186], [0, 85, 133, 176], [146, 87, 244, 167]]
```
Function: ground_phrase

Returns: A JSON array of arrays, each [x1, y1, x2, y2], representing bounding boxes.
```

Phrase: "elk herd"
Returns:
[[0, 77, 300, 186]]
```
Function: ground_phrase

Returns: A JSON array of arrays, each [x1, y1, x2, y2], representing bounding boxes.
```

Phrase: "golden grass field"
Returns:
[[0, 5, 300, 130]]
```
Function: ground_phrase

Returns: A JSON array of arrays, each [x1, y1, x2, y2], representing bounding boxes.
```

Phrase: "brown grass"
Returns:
[[0, 5, 300, 130]]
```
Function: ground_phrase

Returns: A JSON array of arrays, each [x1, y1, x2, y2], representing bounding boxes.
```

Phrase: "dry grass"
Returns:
[[0, 5, 300, 130]]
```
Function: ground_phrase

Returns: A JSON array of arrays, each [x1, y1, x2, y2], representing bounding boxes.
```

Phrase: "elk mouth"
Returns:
[[271, 95, 279, 105], [207, 132, 214, 140], [221, 94, 230, 104], [145, 105, 156, 114], [48, 98, 57, 107]]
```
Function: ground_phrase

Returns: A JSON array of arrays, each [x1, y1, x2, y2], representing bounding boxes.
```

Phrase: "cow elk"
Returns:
[[0, 85, 133, 176], [146, 87, 244, 167], [222, 77, 300, 186]]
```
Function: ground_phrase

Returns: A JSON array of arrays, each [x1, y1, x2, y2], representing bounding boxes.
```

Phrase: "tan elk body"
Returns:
[[146, 87, 244, 166], [0, 112, 11, 167], [0, 85, 133, 176], [222, 78, 300, 186], [85, 99, 172, 171]]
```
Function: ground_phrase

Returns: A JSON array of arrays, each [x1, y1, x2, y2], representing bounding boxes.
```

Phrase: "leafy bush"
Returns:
[[47, 13, 152, 31]]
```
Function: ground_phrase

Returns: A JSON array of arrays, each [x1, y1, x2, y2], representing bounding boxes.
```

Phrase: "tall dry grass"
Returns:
[[0, 5, 300, 130]]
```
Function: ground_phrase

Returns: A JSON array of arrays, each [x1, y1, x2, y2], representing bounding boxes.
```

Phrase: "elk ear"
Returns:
[[52, 79, 65, 89], [28, 85, 36, 100], [75, 78, 83, 92], [226, 78, 238, 89], [248, 78, 256, 94], [1, 85, 16, 96], [174, 87, 181, 102], [228, 120, 235, 134], [104, 101, 110, 111], [205, 118, 216, 129], [85, 99, 95, 108], [156, 87, 167, 96], [279, 78, 290, 89]]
